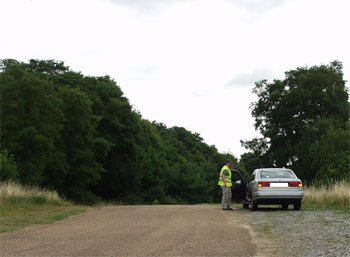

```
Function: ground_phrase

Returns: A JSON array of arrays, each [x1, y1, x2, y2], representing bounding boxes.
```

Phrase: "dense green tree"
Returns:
[[57, 86, 105, 202], [308, 119, 350, 182], [238, 152, 264, 177], [1, 58, 239, 204], [0, 149, 19, 181], [1, 59, 64, 185], [242, 61, 349, 183]]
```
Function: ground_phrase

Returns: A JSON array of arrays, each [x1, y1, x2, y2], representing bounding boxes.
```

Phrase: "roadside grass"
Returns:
[[302, 180, 350, 211], [0, 181, 88, 233]]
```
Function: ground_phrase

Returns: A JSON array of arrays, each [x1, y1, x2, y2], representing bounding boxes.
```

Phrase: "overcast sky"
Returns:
[[1, 0, 349, 158]]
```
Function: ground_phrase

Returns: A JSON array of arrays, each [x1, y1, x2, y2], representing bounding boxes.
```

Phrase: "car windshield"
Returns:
[[260, 169, 295, 178]]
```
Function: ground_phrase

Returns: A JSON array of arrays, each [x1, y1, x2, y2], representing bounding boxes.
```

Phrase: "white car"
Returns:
[[243, 168, 303, 211]]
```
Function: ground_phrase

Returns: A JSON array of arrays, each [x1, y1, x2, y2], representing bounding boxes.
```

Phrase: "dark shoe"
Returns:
[[223, 208, 233, 210]]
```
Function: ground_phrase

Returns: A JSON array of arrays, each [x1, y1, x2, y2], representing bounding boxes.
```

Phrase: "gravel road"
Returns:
[[249, 208, 350, 257], [0, 205, 257, 257], [1, 205, 348, 257]]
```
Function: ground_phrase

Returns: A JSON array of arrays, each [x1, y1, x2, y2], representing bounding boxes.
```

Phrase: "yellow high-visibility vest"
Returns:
[[218, 165, 232, 187]]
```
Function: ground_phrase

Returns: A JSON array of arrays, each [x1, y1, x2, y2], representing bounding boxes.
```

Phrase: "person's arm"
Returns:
[[221, 173, 227, 187]]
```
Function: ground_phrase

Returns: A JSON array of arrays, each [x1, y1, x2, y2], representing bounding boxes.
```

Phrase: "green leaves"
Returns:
[[308, 120, 350, 183], [0, 149, 19, 181], [244, 61, 350, 184], [1, 60, 64, 186], [1, 59, 229, 204]]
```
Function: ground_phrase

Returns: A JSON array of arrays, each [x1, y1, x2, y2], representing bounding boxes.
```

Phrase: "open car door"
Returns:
[[230, 169, 247, 203]]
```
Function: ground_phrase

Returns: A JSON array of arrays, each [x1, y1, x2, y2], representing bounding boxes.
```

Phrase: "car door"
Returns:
[[230, 169, 247, 203], [247, 170, 257, 199]]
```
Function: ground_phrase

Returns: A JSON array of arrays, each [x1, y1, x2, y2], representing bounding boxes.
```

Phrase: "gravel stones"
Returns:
[[249, 209, 350, 257]]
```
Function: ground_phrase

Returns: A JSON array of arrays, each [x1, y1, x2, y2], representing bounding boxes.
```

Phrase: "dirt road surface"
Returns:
[[1, 205, 263, 257]]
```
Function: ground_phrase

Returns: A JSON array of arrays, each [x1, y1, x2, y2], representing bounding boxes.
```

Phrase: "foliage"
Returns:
[[308, 121, 350, 182], [241, 61, 350, 184], [1, 59, 233, 204], [238, 152, 264, 177], [0, 149, 19, 181], [2, 59, 348, 202]]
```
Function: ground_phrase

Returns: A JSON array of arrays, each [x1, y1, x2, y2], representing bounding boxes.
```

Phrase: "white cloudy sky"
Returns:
[[1, 0, 349, 158]]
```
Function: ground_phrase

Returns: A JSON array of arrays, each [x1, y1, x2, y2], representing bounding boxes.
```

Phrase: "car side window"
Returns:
[[231, 171, 242, 183]]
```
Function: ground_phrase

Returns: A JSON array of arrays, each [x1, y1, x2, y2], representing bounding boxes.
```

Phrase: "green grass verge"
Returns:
[[301, 199, 350, 212], [0, 181, 89, 233], [0, 198, 88, 233]]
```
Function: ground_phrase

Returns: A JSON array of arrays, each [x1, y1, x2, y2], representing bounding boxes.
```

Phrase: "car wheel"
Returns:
[[251, 199, 258, 211], [293, 201, 301, 210], [282, 203, 288, 210]]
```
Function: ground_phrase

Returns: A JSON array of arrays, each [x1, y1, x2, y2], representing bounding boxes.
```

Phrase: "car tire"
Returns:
[[282, 203, 288, 210], [251, 199, 258, 211], [293, 201, 301, 210]]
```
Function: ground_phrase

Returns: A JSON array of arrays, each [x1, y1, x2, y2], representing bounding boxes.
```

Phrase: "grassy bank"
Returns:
[[0, 181, 88, 233], [302, 180, 350, 211]]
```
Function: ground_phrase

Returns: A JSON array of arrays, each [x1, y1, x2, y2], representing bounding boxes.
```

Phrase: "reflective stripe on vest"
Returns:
[[218, 165, 232, 187]]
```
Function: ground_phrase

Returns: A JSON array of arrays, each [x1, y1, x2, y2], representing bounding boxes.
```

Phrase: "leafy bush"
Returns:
[[0, 149, 19, 181], [152, 199, 160, 205]]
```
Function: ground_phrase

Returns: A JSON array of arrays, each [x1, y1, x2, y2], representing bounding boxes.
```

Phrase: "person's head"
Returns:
[[225, 160, 232, 168]]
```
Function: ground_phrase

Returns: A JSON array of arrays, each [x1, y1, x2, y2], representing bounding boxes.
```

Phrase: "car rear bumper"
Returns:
[[252, 189, 303, 204]]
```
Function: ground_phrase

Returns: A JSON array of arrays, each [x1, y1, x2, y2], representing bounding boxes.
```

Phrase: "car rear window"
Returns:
[[260, 169, 295, 178]]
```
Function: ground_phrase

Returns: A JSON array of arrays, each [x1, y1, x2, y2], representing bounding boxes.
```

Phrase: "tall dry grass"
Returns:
[[303, 180, 350, 210], [0, 180, 65, 205], [0, 181, 86, 233]]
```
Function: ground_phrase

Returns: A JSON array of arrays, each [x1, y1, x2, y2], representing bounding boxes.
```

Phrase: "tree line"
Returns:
[[0, 59, 237, 204], [1, 59, 349, 204], [240, 61, 349, 185]]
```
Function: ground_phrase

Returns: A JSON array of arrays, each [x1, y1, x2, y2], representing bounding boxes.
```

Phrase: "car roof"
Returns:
[[255, 168, 296, 176]]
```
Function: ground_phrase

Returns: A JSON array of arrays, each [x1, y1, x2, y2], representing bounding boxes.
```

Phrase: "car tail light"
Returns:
[[289, 181, 303, 187], [257, 181, 270, 187]]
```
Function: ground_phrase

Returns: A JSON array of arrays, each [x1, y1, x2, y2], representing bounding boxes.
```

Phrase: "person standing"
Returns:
[[218, 160, 233, 210]]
